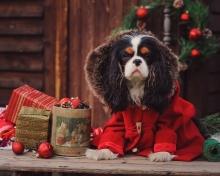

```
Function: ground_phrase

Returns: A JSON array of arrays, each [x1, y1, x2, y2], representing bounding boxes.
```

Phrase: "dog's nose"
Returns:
[[133, 59, 142, 66]]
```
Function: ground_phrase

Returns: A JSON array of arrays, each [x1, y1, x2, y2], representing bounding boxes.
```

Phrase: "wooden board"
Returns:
[[0, 53, 43, 72], [0, 150, 219, 175], [0, 0, 43, 17]]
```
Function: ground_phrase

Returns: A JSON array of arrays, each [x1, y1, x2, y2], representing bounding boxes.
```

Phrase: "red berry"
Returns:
[[37, 142, 53, 158], [12, 142, 24, 155], [59, 97, 71, 105], [71, 97, 81, 109]]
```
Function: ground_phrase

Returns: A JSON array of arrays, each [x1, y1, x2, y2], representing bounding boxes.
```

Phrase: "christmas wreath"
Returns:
[[114, 0, 220, 71]]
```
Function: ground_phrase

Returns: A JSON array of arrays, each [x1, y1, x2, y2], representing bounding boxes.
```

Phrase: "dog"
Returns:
[[84, 30, 204, 162]]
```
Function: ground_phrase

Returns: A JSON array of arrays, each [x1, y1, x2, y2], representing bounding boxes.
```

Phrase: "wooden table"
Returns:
[[0, 150, 219, 176]]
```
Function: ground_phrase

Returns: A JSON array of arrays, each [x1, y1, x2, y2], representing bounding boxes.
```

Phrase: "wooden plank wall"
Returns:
[[0, 0, 56, 106], [68, 0, 142, 128]]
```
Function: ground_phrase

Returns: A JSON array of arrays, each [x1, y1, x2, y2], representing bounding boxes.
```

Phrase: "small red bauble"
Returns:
[[136, 7, 148, 19], [189, 28, 202, 40], [190, 49, 200, 58], [37, 142, 53, 158], [71, 97, 81, 108], [12, 142, 24, 155], [59, 97, 71, 105], [180, 13, 190, 21]]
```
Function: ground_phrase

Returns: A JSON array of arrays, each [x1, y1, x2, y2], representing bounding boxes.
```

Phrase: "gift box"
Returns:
[[5, 85, 59, 124], [15, 106, 51, 149]]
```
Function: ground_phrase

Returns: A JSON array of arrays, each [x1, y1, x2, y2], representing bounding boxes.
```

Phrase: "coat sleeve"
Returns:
[[98, 112, 125, 156], [154, 82, 196, 154]]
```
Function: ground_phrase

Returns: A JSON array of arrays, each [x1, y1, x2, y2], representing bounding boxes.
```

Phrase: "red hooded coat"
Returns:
[[91, 83, 204, 161]]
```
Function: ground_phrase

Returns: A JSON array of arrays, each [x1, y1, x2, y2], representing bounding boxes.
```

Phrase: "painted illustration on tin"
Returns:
[[55, 116, 90, 147]]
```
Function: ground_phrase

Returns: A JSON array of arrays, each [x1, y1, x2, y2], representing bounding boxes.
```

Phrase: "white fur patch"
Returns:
[[127, 78, 145, 104], [131, 35, 144, 55], [124, 56, 149, 80], [85, 149, 118, 160], [148, 152, 176, 162]]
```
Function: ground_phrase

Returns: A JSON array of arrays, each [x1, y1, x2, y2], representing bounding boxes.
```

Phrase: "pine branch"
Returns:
[[201, 113, 220, 135]]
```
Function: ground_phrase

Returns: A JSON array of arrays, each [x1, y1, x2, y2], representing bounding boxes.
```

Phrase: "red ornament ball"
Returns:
[[37, 142, 53, 158], [190, 49, 200, 58], [12, 142, 24, 155], [59, 97, 71, 105], [189, 28, 202, 40], [71, 97, 81, 108], [180, 13, 190, 21], [136, 7, 148, 19]]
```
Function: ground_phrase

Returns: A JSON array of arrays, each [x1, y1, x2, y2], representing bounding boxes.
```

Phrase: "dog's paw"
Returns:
[[148, 152, 176, 162], [85, 149, 118, 160]]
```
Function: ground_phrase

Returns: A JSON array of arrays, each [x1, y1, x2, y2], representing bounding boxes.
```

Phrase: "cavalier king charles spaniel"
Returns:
[[84, 30, 204, 162]]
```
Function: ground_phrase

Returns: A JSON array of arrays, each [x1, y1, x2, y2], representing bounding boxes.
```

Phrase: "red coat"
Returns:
[[91, 83, 204, 161]]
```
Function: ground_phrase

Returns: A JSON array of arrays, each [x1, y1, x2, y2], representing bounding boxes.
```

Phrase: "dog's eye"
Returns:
[[123, 53, 132, 57], [143, 53, 151, 58]]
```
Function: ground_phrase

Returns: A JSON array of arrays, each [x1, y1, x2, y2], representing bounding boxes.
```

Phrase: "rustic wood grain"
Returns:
[[0, 72, 43, 90], [0, 54, 43, 72], [0, 89, 13, 106], [209, 14, 220, 32], [0, 0, 43, 17], [0, 19, 43, 35], [208, 92, 220, 114], [0, 37, 43, 52], [43, 0, 56, 97], [68, 0, 82, 99], [55, 0, 68, 99], [0, 150, 219, 175]]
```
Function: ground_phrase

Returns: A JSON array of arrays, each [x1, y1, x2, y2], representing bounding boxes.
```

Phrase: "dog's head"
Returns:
[[85, 30, 179, 114]]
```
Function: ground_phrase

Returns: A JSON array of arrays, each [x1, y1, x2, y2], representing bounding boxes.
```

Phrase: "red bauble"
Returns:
[[190, 49, 200, 58], [71, 97, 81, 109], [180, 13, 190, 21], [59, 97, 71, 105], [12, 142, 24, 155], [37, 142, 53, 158], [189, 28, 202, 40], [136, 7, 148, 19]]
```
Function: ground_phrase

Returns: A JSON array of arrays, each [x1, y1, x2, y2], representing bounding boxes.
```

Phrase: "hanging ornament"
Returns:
[[173, 0, 184, 9], [190, 49, 200, 58], [12, 141, 24, 155], [136, 7, 148, 19], [136, 20, 146, 30], [180, 13, 190, 21], [37, 142, 53, 158], [189, 28, 202, 40]]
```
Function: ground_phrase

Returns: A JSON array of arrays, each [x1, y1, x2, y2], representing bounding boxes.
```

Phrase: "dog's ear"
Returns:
[[103, 47, 129, 113], [85, 40, 129, 114], [143, 42, 178, 113]]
